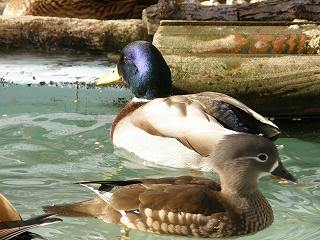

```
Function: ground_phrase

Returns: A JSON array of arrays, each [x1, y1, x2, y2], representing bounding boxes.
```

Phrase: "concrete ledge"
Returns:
[[0, 16, 149, 53]]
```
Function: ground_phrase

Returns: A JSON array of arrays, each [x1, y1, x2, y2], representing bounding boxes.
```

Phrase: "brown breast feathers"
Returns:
[[110, 101, 146, 141]]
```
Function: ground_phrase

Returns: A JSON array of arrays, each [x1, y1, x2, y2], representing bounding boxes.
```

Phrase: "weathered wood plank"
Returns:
[[143, 0, 320, 35], [2, 0, 158, 19], [154, 21, 320, 55], [0, 16, 148, 52], [153, 20, 320, 116], [162, 54, 320, 116]]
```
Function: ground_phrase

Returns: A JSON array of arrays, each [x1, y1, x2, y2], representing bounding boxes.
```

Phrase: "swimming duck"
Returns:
[[3, 0, 158, 19], [0, 193, 62, 240], [44, 134, 296, 237], [96, 41, 283, 169]]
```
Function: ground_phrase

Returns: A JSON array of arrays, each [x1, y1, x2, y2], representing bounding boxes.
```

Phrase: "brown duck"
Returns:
[[44, 134, 296, 238], [3, 0, 158, 19], [0, 193, 62, 240]]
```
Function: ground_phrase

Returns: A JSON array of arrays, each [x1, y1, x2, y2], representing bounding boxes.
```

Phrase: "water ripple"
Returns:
[[0, 113, 114, 139], [0, 112, 319, 240]]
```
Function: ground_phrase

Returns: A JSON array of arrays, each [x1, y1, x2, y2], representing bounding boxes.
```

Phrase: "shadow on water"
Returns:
[[275, 118, 320, 144]]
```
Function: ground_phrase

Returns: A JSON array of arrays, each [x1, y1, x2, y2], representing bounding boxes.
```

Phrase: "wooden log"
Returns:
[[162, 54, 320, 116], [0, 16, 148, 52], [143, 0, 320, 35], [3, 0, 158, 19], [154, 21, 320, 55], [153, 21, 320, 116]]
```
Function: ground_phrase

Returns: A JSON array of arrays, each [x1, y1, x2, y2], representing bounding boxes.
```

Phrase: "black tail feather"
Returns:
[[76, 180, 142, 191]]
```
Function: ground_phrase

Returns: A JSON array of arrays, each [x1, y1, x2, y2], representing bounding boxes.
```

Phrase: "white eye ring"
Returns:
[[257, 153, 268, 162]]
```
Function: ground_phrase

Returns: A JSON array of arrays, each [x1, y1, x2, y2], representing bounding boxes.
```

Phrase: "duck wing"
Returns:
[[130, 95, 237, 157], [43, 176, 221, 224], [79, 176, 225, 232], [189, 92, 283, 140], [0, 214, 62, 240]]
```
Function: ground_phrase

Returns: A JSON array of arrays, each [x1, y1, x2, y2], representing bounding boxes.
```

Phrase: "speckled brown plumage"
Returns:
[[89, 176, 273, 237], [3, 0, 158, 19]]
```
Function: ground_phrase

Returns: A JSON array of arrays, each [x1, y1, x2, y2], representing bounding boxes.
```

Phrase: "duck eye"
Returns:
[[123, 56, 129, 61], [257, 153, 268, 162]]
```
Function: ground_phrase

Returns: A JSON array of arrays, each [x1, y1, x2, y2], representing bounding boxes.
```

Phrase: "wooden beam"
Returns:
[[162, 54, 320, 116], [0, 16, 148, 52], [144, 0, 320, 34], [153, 21, 320, 116], [154, 21, 320, 55]]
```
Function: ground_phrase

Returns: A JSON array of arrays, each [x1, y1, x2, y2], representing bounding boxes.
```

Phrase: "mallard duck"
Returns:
[[44, 134, 296, 237], [96, 41, 283, 169], [3, 0, 158, 19], [0, 193, 62, 240]]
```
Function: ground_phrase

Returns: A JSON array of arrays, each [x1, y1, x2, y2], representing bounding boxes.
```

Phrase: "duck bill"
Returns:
[[271, 161, 297, 183], [96, 65, 123, 86]]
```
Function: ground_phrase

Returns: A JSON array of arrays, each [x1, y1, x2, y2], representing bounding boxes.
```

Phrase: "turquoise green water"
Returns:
[[0, 88, 319, 240], [0, 54, 319, 240]]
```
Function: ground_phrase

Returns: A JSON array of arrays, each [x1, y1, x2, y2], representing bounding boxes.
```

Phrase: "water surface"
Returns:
[[0, 55, 319, 240]]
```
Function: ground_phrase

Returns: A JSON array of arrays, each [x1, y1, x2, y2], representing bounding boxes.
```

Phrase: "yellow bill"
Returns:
[[96, 66, 123, 86]]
